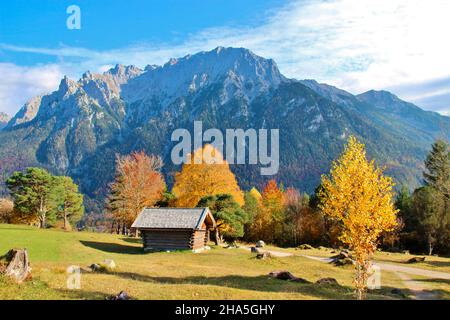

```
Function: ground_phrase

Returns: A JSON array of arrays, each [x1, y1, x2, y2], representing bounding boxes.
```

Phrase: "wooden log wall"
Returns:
[[141, 229, 210, 251], [142, 230, 192, 251]]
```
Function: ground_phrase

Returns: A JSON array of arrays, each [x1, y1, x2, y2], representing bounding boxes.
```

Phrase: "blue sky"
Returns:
[[1, 0, 449, 116]]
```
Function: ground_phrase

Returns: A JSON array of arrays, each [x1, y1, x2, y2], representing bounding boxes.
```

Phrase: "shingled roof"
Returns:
[[131, 207, 216, 230]]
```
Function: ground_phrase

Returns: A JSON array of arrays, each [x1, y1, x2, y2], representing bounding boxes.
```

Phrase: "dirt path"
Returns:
[[375, 262, 450, 280], [244, 246, 450, 279], [242, 246, 448, 299], [240, 246, 293, 257], [394, 271, 439, 300]]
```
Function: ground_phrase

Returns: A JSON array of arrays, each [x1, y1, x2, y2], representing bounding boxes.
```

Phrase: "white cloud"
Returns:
[[0, 63, 64, 115], [1, 0, 450, 115]]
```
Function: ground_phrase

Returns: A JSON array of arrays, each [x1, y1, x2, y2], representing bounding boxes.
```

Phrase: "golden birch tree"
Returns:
[[319, 136, 398, 300]]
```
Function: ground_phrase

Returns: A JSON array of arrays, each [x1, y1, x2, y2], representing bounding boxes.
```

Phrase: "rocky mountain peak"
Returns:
[[106, 64, 143, 81], [58, 76, 79, 96], [122, 47, 285, 104], [5, 96, 42, 128], [358, 89, 401, 102]]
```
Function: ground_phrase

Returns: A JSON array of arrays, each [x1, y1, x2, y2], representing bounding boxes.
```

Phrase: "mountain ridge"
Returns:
[[0, 47, 448, 212]]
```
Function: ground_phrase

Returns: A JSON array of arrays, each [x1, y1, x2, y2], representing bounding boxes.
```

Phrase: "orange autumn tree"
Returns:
[[108, 151, 165, 230], [172, 144, 244, 207], [319, 136, 398, 300], [249, 180, 284, 242]]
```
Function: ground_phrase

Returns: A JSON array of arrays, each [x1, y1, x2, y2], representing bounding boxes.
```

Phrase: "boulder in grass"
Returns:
[[102, 259, 116, 270], [0, 248, 32, 283], [251, 247, 264, 254], [89, 263, 103, 272], [255, 240, 265, 248], [334, 257, 354, 266], [269, 270, 297, 281], [316, 277, 339, 285], [407, 257, 425, 264], [256, 252, 272, 260], [268, 270, 309, 283], [298, 244, 314, 250], [330, 251, 354, 266], [106, 291, 130, 300]]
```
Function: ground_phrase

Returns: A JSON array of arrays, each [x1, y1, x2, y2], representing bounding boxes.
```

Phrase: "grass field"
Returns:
[[0, 224, 449, 300]]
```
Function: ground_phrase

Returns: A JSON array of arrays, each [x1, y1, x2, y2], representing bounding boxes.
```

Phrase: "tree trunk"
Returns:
[[64, 215, 68, 230], [39, 198, 46, 229], [355, 260, 370, 300], [214, 228, 222, 246], [40, 213, 46, 229], [427, 234, 434, 256], [0, 249, 32, 283]]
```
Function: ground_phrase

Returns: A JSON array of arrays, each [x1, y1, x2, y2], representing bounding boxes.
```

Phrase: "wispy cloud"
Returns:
[[0, 63, 63, 115], [1, 0, 449, 116]]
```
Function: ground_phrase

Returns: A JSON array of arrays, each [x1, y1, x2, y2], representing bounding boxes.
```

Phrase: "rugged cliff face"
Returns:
[[0, 47, 448, 212]]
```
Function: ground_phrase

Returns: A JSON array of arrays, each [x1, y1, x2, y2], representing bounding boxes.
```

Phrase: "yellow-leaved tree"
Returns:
[[319, 136, 398, 300], [249, 187, 262, 202], [172, 144, 244, 207]]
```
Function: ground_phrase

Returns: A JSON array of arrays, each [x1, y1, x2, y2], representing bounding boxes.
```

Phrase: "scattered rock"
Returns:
[[251, 247, 264, 254], [89, 263, 102, 272], [226, 241, 239, 248], [402, 250, 410, 255], [256, 252, 272, 260], [298, 244, 314, 250], [268, 270, 309, 283], [331, 251, 351, 259], [256, 240, 265, 248], [316, 278, 339, 285], [106, 291, 130, 300], [102, 259, 116, 270], [269, 270, 297, 281], [0, 248, 32, 283], [391, 288, 403, 295], [407, 257, 426, 264], [330, 251, 354, 266], [334, 257, 354, 266]]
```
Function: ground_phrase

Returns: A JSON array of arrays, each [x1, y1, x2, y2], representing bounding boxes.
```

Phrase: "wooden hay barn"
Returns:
[[131, 208, 216, 251]]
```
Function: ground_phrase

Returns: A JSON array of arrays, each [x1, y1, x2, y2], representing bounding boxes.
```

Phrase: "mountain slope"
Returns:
[[0, 47, 448, 212]]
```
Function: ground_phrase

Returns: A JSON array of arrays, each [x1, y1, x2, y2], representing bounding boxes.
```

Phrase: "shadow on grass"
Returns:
[[110, 271, 405, 300], [121, 237, 142, 244], [422, 260, 450, 269], [80, 240, 142, 254], [415, 278, 450, 285], [56, 288, 110, 300]]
